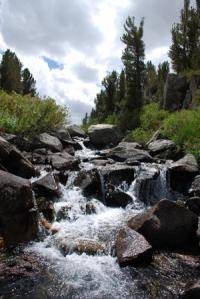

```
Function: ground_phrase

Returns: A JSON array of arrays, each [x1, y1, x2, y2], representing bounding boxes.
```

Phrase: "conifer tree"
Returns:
[[0, 49, 22, 93], [22, 68, 36, 96]]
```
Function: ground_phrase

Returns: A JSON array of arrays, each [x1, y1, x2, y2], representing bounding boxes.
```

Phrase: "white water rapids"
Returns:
[[28, 140, 171, 299]]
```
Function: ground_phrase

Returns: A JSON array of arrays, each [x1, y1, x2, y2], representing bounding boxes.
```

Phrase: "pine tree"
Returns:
[[121, 17, 145, 110], [102, 71, 118, 114], [22, 68, 36, 96], [118, 70, 126, 102], [0, 49, 22, 93], [82, 112, 88, 126], [144, 61, 157, 98]]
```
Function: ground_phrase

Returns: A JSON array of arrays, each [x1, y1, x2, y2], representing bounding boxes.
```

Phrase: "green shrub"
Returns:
[[104, 114, 120, 126], [132, 127, 153, 145], [0, 90, 69, 133]]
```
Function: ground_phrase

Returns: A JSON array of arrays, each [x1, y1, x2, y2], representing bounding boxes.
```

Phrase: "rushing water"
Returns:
[[27, 140, 186, 299]]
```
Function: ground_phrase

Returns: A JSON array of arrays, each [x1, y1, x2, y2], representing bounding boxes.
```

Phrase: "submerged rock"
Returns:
[[59, 238, 106, 255], [0, 170, 38, 246], [0, 136, 37, 179], [88, 124, 123, 147], [128, 199, 198, 250], [115, 227, 152, 267]]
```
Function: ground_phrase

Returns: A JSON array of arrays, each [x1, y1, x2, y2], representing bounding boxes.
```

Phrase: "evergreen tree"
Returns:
[[22, 68, 36, 96], [102, 71, 118, 114], [144, 61, 157, 98], [82, 112, 88, 126], [0, 49, 22, 93], [121, 16, 145, 110], [118, 70, 126, 103]]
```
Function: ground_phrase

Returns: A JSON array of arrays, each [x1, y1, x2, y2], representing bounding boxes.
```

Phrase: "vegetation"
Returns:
[[0, 90, 68, 133]]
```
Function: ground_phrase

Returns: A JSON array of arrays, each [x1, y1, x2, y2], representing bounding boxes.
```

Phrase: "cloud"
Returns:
[[73, 63, 99, 83]]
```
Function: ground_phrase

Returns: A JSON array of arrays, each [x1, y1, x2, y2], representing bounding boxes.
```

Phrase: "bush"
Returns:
[[132, 127, 152, 145], [0, 90, 69, 133], [104, 114, 120, 126]]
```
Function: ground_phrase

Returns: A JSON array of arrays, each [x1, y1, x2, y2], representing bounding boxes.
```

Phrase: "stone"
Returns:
[[115, 227, 152, 267], [88, 124, 123, 147], [54, 128, 72, 143], [186, 197, 200, 216], [48, 152, 79, 171], [148, 139, 177, 159], [0, 170, 38, 246], [74, 169, 102, 198], [106, 189, 132, 208], [36, 197, 55, 222], [181, 280, 200, 299], [107, 142, 152, 162], [163, 74, 188, 111], [33, 133, 63, 152], [189, 175, 200, 196], [0, 136, 37, 179], [67, 125, 86, 138], [169, 154, 199, 194], [101, 164, 136, 187], [128, 199, 198, 249], [59, 238, 106, 255], [32, 173, 61, 197]]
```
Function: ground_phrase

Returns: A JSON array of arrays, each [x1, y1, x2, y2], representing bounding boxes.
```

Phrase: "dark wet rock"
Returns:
[[115, 227, 152, 267], [56, 205, 72, 222], [128, 199, 198, 250], [163, 74, 188, 111], [0, 170, 38, 246], [0, 136, 38, 179], [106, 189, 132, 208], [107, 142, 152, 162], [63, 145, 75, 156], [48, 152, 79, 171], [54, 128, 72, 143], [59, 238, 106, 256], [36, 197, 55, 222], [189, 175, 200, 197], [186, 197, 200, 216], [32, 173, 61, 197], [33, 133, 63, 152], [85, 202, 97, 215], [74, 169, 102, 198], [88, 124, 123, 147], [169, 154, 199, 194], [101, 164, 136, 186], [148, 139, 177, 160], [32, 148, 47, 164], [67, 125, 86, 138], [181, 280, 200, 298]]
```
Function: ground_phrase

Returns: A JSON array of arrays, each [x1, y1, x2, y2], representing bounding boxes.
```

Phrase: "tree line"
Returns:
[[0, 49, 37, 96], [83, 0, 200, 130]]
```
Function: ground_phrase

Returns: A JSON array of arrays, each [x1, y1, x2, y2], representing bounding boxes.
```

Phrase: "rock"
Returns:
[[181, 280, 200, 299], [56, 205, 72, 221], [33, 133, 63, 152], [32, 173, 61, 197], [169, 154, 199, 194], [67, 125, 86, 138], [107, 142, 152, 162], [115, 227, 152, 267], [101, 164, 136, 187], [59, 238, 106, 255], [74, 169, 102, 198], [0, 170, 38, 246], [163, 74, 188, 111], [63, 145, 75, 156], [189, 175, 200, 196], [186, 197, 200, 216], [148, 139, 177, 159], [48, 152, 79, 171], [88, 124, 123, 147], [54, 128, 72, 143], [106, 189, 132, 208], [36, 197, 55, 222], [128, 199, 198, 249], [85, 202, 97, 215], [0, 136, 37, 179]]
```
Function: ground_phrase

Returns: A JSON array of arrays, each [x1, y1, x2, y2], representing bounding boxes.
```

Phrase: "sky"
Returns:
[[0, 0, 194, 124]]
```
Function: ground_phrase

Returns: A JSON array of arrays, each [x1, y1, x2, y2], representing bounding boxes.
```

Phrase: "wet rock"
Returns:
[[85, 202, 97, 215], [74, 169, 102, 198], [0, 136, 37, 179], [36, 197, 55, 222], [63, 145, 75, 156], [106, 189, 132, 208], [88, 124, 123, 147], [0, 170, 38, 246], [48, 152, 79, 171], [107, 142, 152, 162], [59, 238, 106, 255], [186, 197, 200, 216], [67, 125, 86, 138], [128, 199, 198, 250], [189, 175, 200, 197], [148, 139, 177, 160], [169, 154, 199, 194], [32, 173, 61, 197], [115, 227, 153, 267], [91, 158, 114, 166], [181, 280, 200, 298], [101, 164, 136, 186], [163, 74, 188, 111], [54, 128, 72, 143], [56, 205, 73, 221], [33, 133, 63, 152]]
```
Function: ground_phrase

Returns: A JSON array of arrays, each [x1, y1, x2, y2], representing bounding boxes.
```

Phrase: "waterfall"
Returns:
[[97, 169, 106, 205]]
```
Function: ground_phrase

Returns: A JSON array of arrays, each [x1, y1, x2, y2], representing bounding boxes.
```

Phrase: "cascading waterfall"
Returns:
[[27, 142, 176, 298]]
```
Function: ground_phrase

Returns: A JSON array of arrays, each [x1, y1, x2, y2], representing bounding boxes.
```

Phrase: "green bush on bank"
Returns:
[[0, 90, 69, 133]]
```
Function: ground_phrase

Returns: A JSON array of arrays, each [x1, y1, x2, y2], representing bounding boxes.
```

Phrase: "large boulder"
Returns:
[[169, 154, 199, 194], [32, 173, 61, 197], [54, 128, 72, 143], [0, 170, 38, 246], [74, 169, 102, 198], [107, 142, 152, 162], [48, 152, 79, 171], [115, 227, 152, 267], [33, 133, 63, 152], [88, 124, 123, 147], [67, 125, 86, 138], [148, 139, 177, 160], [0, 136, 37, 179], [163, 74, 188, 111], [128, 199, 198, 249]]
